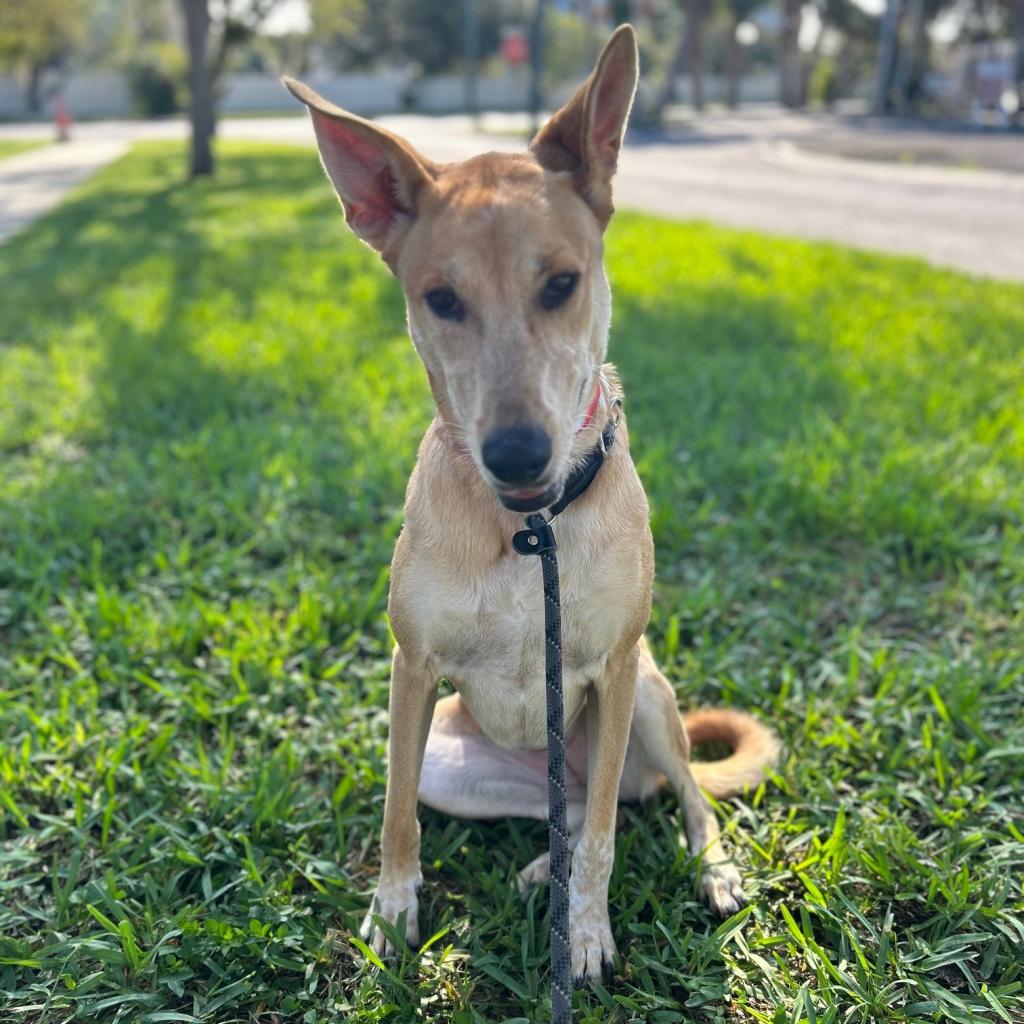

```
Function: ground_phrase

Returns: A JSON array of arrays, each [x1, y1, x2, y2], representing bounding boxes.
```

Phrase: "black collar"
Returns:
[[512, 420, 616, 556]]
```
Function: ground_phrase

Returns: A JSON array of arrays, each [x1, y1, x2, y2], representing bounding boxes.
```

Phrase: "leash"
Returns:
[[512, 415, 617, 1024]]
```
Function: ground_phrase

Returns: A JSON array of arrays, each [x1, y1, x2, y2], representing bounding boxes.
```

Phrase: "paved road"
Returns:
[[2, 111, 1022, 279]]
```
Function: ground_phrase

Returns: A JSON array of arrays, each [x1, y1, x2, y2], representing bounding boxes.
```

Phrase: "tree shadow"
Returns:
[[3, 141, 1015, 615], [0, 143, 414, 597]]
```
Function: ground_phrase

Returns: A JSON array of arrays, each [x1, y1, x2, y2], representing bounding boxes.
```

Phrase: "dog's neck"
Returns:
[[409, 365, 624, 569]]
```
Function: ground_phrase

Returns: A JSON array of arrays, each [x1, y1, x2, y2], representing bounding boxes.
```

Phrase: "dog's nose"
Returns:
[[481, 423, 552, 487]]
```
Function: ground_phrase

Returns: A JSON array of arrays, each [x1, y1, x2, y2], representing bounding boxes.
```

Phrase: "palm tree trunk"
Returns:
[[687, 0, 706, 110], [659, 39, 684, 110], [779, 0, 803, 107], [898, 0, 927, 109], [655, 5, 688, 113], [529, 0, 548, 136], [726, 17, 742, 108], [872, 0, 903, 115], [463, 0, 479, 115], [1015, 0, 1024, 125]]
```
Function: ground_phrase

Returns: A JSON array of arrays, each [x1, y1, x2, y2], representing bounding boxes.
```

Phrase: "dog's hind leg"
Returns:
[[418, 694, 588, 872], [628, 639, 746, 916]]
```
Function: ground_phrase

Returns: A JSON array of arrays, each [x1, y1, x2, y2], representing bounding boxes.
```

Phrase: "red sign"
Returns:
[[502, 30, 529, 66]]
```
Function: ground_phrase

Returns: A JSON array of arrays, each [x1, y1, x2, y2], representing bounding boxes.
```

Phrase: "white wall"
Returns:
[[666, 71, 780, 105], [64, 70, 133, 116], [0, 68, 784, 119], [0, 74, 21, 114], [416, 71, 530, 112], [223, 70, 405, 114], [226, 69, 531, 114], [0, 70, 132, 118], [0, 68, 532, 118]]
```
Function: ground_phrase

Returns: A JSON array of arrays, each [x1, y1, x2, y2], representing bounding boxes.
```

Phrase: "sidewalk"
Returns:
[[0, 138, 128, 244]]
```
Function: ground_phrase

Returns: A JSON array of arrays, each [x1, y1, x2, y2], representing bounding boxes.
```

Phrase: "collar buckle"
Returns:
[[512, 519, 557, 556], [512, 414, 619, 557]]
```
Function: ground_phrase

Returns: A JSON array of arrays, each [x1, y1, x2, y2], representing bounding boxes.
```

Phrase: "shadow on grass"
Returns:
[[2, 142, 1017, 601], [0, 145, 416, 597]]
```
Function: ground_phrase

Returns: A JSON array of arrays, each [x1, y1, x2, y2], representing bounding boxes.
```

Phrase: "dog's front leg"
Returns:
[[571, 646, 639, 984], [360, 646, 437, 956]]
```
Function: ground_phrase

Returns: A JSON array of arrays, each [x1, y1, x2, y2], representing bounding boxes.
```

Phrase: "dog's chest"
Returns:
[[416, 543, 622, 749]]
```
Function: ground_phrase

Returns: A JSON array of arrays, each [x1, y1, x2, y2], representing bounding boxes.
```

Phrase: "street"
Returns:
[[2, 110, 1022, 279]]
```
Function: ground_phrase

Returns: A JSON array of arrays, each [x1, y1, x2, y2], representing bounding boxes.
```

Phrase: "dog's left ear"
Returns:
[[530, 23, 639, 227]]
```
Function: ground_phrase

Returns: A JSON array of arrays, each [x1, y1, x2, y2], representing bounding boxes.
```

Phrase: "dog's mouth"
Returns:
[[495, 481, 562, 514]]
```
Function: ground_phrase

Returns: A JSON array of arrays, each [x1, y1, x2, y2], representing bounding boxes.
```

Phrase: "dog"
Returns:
[[284, 24, 779, 984]]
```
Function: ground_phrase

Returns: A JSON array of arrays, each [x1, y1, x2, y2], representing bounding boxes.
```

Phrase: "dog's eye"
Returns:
[[425, 287, 464, 322], [541, 272, 579, 311]]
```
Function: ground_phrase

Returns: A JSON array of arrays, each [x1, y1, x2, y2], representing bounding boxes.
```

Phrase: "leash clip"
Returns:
[[512, 521, 556, 556]]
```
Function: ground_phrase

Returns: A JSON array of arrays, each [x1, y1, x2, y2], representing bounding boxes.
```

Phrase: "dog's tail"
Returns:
[[683, 708, 781, 798]]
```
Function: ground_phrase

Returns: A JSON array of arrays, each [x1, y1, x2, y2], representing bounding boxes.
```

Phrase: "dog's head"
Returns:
[[285, 26, 638, 513]]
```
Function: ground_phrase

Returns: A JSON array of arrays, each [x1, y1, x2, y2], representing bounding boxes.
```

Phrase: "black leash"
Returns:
[[512, 419, 616, 1024]]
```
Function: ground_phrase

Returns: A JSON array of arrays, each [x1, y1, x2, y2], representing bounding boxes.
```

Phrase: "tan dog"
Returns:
[[285, 24, 779, 984]]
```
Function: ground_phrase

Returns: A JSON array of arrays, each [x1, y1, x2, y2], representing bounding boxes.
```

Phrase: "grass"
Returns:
[[0, 139, 49, 161], [0, 141, 1022, 1024]]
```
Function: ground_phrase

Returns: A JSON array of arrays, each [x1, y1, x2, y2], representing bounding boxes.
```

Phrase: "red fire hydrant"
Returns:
[[54, 94, 72, 143]]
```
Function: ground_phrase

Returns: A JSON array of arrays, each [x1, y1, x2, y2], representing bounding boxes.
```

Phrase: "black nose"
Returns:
[[481, 423, 552, 487]]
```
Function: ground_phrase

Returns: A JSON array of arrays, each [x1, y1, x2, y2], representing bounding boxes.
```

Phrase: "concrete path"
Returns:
[[0, 139, 128, 244], [1, 112, 1022, 279]]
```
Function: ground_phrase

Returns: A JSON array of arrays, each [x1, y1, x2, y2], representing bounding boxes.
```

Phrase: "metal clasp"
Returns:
[[512, 521, 557, 556]]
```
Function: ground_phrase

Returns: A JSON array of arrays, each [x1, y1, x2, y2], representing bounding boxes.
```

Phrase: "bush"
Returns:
[[124, 43, 186, 117]]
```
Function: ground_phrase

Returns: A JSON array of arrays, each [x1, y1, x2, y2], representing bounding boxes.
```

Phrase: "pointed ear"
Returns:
[[283, 77, 437, 262], [530, 24, 639, 227]]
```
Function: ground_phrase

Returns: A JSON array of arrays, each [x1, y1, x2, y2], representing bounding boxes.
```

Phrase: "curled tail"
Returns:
[[683, 708, 781, 798]]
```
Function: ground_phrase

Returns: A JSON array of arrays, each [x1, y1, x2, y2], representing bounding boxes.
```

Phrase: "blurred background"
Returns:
[[1, 0, 1022, 278], [2, 0, 1024, 126]]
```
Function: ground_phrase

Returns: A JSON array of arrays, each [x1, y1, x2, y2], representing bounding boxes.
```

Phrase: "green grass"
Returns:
[[1, 141, 1022, 1023], [0, 139, 49, 161]]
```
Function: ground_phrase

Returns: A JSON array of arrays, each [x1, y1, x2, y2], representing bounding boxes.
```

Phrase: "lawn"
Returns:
[[0, 139, 49, 161], [0, 141, 1022, 1024]]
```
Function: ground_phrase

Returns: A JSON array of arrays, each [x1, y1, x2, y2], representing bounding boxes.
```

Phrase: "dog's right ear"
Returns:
[[283, 77, 437, 263]]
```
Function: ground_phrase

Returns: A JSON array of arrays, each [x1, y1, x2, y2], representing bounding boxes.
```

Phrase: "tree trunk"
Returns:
[[528, 0, 547, 136], [655, 0, 705, 112], [898, 0, 927, 109], [463, 0, 479, 116], [686, 0, 705, 110], [872, 0, 903, 115], [181, 0, 214, 178], [779, 0, 803, 107], [725, 17, 742, 108], [25, 63, 43, 114], [655, 16, 688, 112], [1015, 0, 1024, 125]]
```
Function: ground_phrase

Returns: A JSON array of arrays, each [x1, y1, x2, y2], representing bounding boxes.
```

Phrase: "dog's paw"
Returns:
[[517, 852, 550, 894], [359, 874, 422, 958], [570, 909, 617, 986], [700, 862, 746, 917]]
